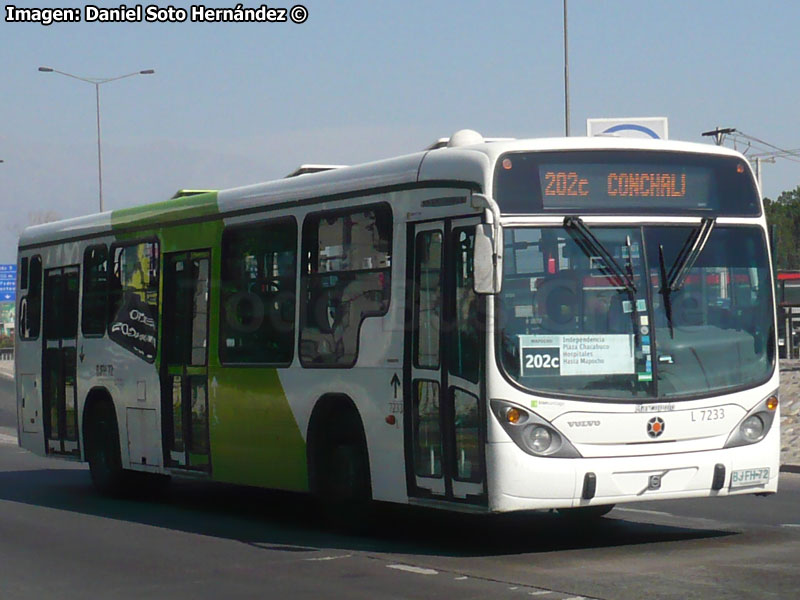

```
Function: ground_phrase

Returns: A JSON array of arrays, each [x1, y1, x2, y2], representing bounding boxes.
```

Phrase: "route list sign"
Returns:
[[519, 334, 634, 377], [0, 264, 16, 303]]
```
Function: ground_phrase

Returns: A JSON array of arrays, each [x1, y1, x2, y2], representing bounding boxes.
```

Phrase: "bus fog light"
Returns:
[[741, 415, 765, 442]]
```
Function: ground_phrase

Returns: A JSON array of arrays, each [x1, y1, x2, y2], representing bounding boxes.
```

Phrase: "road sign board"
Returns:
[[587, 117, 669, 140], [0, 292, 15, 302], [0, 273, 16, 280], [0, 265, 16, 273]]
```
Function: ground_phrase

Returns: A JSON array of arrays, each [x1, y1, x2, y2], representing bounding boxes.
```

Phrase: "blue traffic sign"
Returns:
[[0, 265, 16, 273], [0, 273, 16, 280], [0, 292, 15, 302]]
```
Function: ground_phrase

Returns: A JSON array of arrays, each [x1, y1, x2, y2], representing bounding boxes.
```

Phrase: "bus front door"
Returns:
[[161, 251, 211, 473], [405, 217, 486, 505], [42, 266, 80, 456]]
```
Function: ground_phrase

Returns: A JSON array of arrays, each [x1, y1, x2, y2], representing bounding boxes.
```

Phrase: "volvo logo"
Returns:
[[647, 416, 665, 438], [567, 420, 601, 428]]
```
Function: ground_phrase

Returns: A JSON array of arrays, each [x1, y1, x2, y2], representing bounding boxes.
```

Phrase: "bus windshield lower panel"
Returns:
[[497, 225, 774, 400]]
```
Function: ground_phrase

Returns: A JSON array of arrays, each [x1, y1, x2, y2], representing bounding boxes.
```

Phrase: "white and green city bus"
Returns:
[[15, 131, 780, 516]]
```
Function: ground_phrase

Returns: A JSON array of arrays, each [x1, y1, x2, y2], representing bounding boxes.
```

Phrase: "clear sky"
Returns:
[[1, 0, 799, 264]]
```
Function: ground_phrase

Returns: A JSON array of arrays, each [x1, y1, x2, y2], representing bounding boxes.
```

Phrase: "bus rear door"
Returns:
[[42, 266, 80, 457]]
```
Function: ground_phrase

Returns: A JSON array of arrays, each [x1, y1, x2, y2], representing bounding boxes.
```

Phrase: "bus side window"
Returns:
[[20, 257, 29, 291], [107, 241, 160, 362], [219, 217, 298, 365], [82, 245, 108, 336], [19, 255, 42, 340], [299, 204, 392, 367]]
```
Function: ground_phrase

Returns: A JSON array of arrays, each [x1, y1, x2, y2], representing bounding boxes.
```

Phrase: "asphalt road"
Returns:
[[0, 375, 799, 600]]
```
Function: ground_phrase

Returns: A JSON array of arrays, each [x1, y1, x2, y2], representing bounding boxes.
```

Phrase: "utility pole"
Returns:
[[701, 126, 736, 146], [755, 157, 762, 192]]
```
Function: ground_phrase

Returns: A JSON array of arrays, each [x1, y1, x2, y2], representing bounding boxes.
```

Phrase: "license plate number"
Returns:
[[730, 467, 770, 488]]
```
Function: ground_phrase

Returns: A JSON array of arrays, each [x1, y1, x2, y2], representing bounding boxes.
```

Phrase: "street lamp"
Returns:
[[38, 66, 155, 213]]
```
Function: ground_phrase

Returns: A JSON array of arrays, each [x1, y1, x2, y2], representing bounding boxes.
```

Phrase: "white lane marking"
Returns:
[[386, 564, 438, 576], [528, 591, 552, 596], [304, 554, 352, 561], [0, 433, 18, 446], [781, 523, 800, 528], [614, 507, 674, 517], [454, 576, 468, 580], [563, 597, 588, 600]]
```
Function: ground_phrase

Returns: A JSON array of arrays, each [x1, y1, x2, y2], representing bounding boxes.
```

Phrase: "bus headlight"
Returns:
[[724, 392, 778, 449], [522, 425, 560, 455], [740, 415, 765, 442], [491, 399, 581, 458]]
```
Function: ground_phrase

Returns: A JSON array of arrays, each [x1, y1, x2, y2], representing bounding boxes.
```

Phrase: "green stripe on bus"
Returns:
[[208, 366, 308, 491], [111, 191, 219, 230]]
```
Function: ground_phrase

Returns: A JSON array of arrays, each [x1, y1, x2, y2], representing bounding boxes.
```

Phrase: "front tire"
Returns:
[[310, 415, 372, 531], [557, 504, 615, 522]]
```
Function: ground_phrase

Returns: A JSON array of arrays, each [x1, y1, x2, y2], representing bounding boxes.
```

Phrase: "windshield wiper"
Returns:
[[665, 217, 716, 292], [563, 216, 636, 294], [658, 244, 674, 338], [658, 217, 716, 338]]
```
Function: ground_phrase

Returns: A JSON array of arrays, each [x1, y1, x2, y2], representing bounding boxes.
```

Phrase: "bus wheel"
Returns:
[[557, 504, 615, 522], [85, 400, 127, 496], [310, 407, 372, 531]]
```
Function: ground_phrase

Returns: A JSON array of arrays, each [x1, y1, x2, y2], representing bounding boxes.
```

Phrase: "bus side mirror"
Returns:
[[474, 224, 501, 295]]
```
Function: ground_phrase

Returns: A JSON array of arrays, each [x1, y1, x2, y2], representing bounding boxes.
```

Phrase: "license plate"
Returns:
[[730, 467, 770, 488]]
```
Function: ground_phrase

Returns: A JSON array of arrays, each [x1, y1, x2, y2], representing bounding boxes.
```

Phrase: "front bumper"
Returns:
[[487, 431, 780, 513]]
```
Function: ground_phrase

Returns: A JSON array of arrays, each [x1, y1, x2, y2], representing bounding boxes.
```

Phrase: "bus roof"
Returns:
[[18, 135, 747, 250]]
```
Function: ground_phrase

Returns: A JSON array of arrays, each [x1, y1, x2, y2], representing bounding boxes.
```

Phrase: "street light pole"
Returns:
[[38, 66, 155, 213], [563, 0, 570, 137], [95, 82, 103, 211]]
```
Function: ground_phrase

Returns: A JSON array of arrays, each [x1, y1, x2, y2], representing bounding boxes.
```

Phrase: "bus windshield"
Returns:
[[498, 224, 774, 400]]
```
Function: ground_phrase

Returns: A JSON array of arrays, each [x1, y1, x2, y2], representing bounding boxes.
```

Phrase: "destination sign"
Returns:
[[542, 171, 688, 198], [538, 164, 709, 206], [493, 151, 760, 216]]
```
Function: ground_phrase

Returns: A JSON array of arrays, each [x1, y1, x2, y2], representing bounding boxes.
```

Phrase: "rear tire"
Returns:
[[85, 401, 127, 496]]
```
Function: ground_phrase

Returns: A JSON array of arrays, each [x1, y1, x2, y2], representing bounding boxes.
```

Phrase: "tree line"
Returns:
[[765, 186, 800, 270]]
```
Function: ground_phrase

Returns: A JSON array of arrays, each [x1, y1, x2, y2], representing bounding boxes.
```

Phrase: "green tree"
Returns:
[[765, 186, 800, 270]]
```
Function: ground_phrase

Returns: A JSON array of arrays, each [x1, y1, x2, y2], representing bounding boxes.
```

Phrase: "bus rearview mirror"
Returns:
[[474, 224, 500, 295]]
